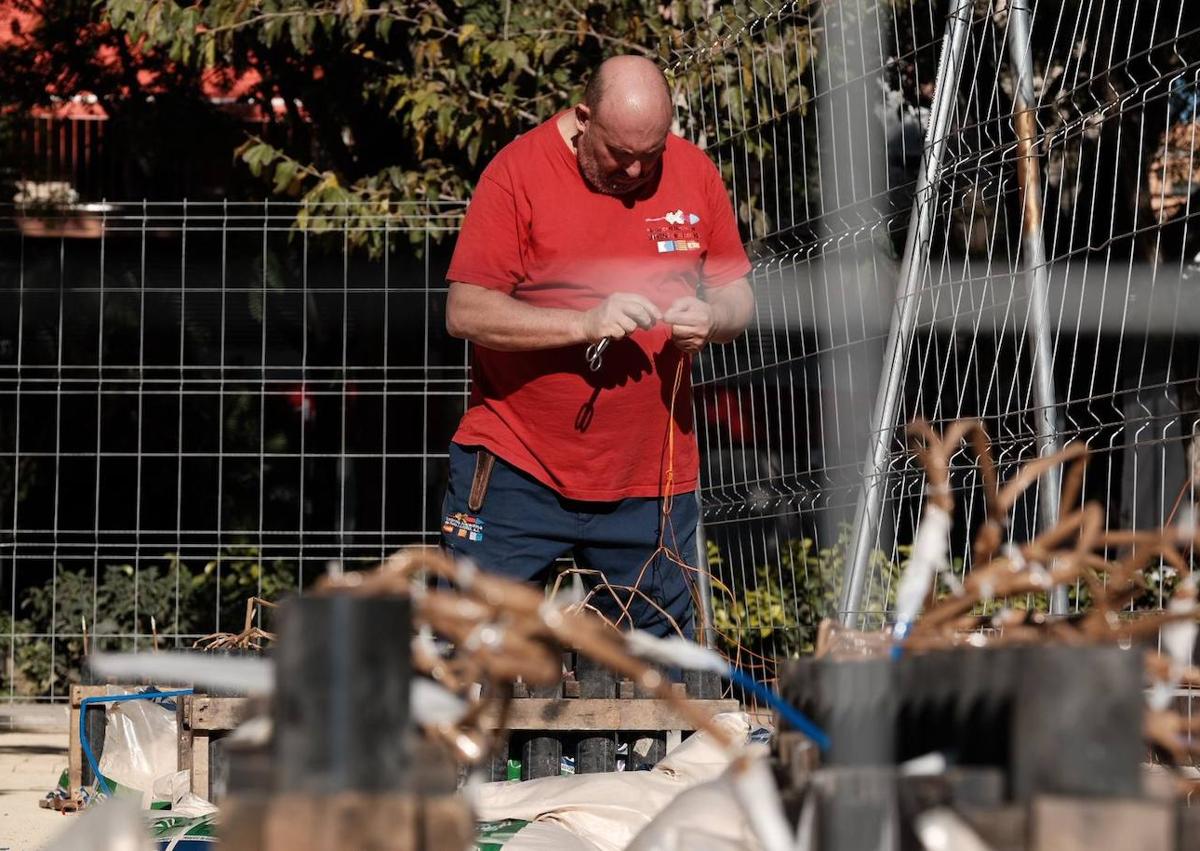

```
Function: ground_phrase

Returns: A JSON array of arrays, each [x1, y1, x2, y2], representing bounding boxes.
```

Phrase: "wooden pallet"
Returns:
[[74, 675, 738, 793], [177, 694, 253, 801], [68, 684, 113, 792], [488, 665, 739, 780], [484, 695, 738, 734], [67, 684, 252, 802]]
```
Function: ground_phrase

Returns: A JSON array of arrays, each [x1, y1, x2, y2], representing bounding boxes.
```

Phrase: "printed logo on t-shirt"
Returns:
[[442, 511, 484, 541], [646, 209, 702, 253], [646, 209, 701, 226]]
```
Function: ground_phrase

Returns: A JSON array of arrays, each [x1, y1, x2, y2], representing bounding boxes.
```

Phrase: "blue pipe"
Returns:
[[890, 621, 911, 660], [79, 688, 194, 797], [726, 667, 830, 752]]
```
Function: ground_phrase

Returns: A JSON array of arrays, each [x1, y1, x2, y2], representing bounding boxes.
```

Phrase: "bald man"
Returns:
[[441, 56, 754, 638]]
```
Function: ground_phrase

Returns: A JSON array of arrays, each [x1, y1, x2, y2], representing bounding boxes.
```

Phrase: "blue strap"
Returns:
[[79, 688, 194, 797], [726, 667, 830, 751]]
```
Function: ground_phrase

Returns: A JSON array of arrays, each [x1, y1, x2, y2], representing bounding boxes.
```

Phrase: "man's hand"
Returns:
[[664, 296, 716, 354], [581, 293, 662, 343]]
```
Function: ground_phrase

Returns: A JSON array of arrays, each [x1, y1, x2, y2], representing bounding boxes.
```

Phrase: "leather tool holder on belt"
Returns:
[[469, 450, 496, 513]]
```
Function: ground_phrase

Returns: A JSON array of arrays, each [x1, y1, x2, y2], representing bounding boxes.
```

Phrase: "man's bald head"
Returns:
[[584, 55, 673, 123], [573, 56, 674, 196]]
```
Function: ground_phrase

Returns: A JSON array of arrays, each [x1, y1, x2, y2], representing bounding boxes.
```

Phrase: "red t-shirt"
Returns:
[[447, 114, 751, 501]]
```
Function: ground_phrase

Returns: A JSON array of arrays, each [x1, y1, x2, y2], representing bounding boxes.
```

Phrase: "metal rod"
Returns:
[[694, 492, 716, 649], [1006, 0, 1067, 615], [840, 0, 975, 626]]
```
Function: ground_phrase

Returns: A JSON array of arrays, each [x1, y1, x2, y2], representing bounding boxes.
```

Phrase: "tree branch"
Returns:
[[465, 89, 541, 126], [197, 6, 657, 59]]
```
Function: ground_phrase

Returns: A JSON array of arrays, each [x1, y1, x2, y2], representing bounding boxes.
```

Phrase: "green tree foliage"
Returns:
[[101, 0, 816, 253]]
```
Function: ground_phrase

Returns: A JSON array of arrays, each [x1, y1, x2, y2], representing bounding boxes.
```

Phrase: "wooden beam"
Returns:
[[1030, 796, 1172, 851], [189, 696, 252, 731], [67, 703, 83, 791], [69, 684, 110, 708], [192, 732, 210, 799], [177, 696, 194, 784], [69, 684, 115, 790], [482, 698, 739, 732]]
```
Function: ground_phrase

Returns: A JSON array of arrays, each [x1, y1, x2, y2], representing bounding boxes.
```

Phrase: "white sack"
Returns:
[[150, 770, 217, 818], [473, 712, 750, 851], [626, 769, 759, 851]]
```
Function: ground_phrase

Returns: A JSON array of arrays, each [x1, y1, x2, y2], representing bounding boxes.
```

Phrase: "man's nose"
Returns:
[[624, 161, 642, 179]]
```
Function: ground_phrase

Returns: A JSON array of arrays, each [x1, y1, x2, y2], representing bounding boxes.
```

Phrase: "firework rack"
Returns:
[[774, 644, 1200, 851], [484, 655, 737, 780]]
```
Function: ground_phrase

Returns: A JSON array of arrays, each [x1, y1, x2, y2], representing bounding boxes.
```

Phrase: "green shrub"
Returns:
[[711, 524, 907, 665], [4, 545, 296, 698]]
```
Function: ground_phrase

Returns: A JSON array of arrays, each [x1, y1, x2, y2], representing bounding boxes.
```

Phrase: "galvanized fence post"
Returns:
[[840, 0, 976, 626], [1005, 0, 1068, 615]]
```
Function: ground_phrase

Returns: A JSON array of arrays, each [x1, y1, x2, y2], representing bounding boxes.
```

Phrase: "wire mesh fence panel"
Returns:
[[668, 0, 959, 669], [3, 0, 1199, 700], [0, 201, 466, 699], [836, 0, 1200, 629], [669, 0, 1199, 668]]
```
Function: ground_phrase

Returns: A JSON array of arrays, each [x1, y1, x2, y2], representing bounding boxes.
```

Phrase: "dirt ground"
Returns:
[[0, 705, 73, 851]]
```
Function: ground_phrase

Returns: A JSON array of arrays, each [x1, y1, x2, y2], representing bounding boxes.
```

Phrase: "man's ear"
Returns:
[[574, 103, 591, 132]]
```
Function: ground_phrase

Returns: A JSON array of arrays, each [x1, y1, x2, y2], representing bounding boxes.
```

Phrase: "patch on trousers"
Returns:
[[442, 511, 484, 541]]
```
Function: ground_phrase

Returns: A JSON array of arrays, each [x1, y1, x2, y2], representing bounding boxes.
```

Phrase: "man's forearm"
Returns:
[[707, 278, 755, 344], [446, 281, 587, 351]]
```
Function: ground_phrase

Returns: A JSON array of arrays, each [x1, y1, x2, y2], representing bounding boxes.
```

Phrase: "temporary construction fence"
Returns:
[[0, 200, 468, 698], [2, 0, 1199, 698], [834, 0, 1200, 626], [667, 0, 1200, 661]]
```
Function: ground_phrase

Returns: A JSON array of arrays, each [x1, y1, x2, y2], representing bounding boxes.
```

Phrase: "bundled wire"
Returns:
[[315, 547, 819, 851]]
